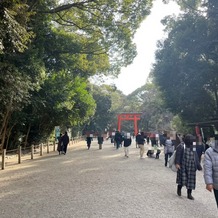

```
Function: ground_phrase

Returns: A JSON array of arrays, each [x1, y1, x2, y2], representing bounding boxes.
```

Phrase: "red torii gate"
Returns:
[[117, 113, 142, 136]]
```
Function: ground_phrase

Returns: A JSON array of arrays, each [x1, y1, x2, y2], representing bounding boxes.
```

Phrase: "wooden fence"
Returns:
[[1, 137, 83, 170]]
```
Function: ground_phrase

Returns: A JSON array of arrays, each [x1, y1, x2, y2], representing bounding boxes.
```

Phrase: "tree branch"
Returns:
[[42, 0, 96, 14]]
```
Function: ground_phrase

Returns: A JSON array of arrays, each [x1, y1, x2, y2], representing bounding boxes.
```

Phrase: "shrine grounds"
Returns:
[[0, 138, 217, 218]]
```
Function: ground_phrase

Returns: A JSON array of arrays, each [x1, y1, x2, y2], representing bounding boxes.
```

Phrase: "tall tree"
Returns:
[[127, 83, 174, 131], [0, 0, 33, 53], [40, 0, 153, 75], [0, 0, 154, 150], [0, 0, 35, 150], [153, 1, 218, 123], [83, 84, 113, 134]]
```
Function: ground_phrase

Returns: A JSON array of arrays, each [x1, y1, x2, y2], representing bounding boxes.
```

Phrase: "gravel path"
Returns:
[[0, 139, 217, 218]]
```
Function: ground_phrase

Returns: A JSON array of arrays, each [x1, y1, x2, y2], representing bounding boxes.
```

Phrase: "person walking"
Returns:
[[164, 136, 174, 167], [57, 133, 63, 155], [123, 133, 132, 158], [97, 134, 104, 149], [114, 131, 122, 149], [196, 136, 205, 163], [175, 134, 202, 200], [62, 131, 69, 154], [159, 133, 167, 147], [138, 132, 145, 159], [203, 138, 218, 208], [135, 132, 140, 148], [146, 134, 150, 145], [86, 136, 92, 149]]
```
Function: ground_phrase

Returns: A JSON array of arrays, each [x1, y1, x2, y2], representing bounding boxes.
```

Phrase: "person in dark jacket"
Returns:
[[135, 132, 141, 148], [114, 131, 122, 149], [150, 137, 156, 147], [62, 131, 70, 154], [123, 133, 132, 157], [159, 134, 167, 147], [175, 134, 202, 200], [97, 134, 104, 149], [137, 132, 145, 158], [57, 133, 63, 155], [146, 134, 150, 145], [86, 136, 92, 149], [196, 136, 205, 163]]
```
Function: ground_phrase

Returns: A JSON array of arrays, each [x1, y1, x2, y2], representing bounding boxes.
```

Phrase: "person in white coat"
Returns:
[[204, 139, 218, 208]]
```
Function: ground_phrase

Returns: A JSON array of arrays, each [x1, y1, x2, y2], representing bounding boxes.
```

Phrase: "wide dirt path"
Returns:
[[0, 139, 217, 218]]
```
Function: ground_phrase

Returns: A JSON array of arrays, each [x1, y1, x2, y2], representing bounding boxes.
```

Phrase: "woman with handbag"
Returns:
[[175, 134, 202, 200]]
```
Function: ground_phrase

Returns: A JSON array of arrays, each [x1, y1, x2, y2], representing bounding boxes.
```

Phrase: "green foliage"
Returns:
[[127, 83, 174, 132], [84, 82, 176, 134], [153, 3, 218, 123], [173, 0, 201, 11], [0, 0, 154, 150], [21, 73, 96, 144], [0, 0, 34, 53], [171, 115, 192, 134], [84, 84, 113, 133], [48, 0, 153, 75], [0, 66, 34, 150]]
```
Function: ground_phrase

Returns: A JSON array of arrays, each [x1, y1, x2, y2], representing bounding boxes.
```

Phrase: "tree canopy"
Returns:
[[0, 0, 153, 150], [153, 0, 218, 123]]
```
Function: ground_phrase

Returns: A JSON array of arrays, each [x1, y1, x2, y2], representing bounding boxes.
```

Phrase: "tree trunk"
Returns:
[[24, 124, 31, 148], [5, 122, 16, 150], [0, 106, 12, 151]]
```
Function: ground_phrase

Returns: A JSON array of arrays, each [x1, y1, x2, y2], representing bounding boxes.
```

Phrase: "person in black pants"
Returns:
[[114, 131, 122, 149], [62, 131, 69, 154], [57, 133, 63, 155], [86, 136, 92, 149]]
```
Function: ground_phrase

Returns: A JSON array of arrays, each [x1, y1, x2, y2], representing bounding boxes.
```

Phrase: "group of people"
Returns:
[[170, 133, 218, 208], [135, 131, 161, 159], [109, 131, 132, 157], [58, 130, 218, 208], [57, 131, 70, 155], [86, 134, 104, 150], [114, 131, 123, 149], [108, 130, 160, 159], [118, 131, 218, 207]]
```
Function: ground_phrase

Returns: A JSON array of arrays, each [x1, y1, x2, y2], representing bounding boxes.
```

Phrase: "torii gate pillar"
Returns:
[[117, 113, 142, 136]]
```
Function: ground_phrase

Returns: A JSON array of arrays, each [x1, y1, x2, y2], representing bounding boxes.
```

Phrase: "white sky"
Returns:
[[112, 0, 180, 95]]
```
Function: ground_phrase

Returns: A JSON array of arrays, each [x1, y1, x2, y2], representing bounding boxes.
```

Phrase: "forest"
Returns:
[[0, 0, 217, 151]]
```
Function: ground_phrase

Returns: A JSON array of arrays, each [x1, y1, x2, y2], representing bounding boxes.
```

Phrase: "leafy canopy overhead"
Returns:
[[0, 0, 154, 149], [42, 0, 153, 75], [153, 0, 218, 123]]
